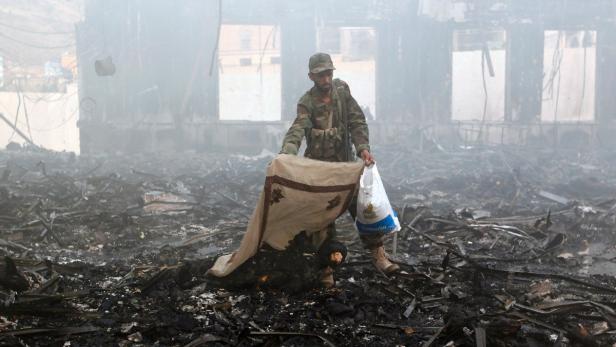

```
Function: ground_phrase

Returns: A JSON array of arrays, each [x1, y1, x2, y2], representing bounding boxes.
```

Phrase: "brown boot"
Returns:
[[370, 246, 400, 274], [320, 266, 335, 288]]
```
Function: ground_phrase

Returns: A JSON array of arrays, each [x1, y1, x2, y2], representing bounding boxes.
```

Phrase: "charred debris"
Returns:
[[1, 146, 616, 346]]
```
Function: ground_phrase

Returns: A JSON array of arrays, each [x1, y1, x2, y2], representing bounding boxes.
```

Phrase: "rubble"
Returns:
[[1, 146, 616, 346]]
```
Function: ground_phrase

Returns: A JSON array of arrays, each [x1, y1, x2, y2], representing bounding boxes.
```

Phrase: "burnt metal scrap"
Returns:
[[1, 147, 616, 346]]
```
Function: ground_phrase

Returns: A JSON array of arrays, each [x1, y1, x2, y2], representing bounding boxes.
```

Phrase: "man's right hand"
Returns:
[[360, 149, 374, 166]]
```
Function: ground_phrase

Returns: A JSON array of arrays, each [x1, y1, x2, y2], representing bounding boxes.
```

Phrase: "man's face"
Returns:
[[309, 70, 333, 93]]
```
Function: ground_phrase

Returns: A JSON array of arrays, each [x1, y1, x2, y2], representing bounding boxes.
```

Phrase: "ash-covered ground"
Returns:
[[2, 145, 616, 346]]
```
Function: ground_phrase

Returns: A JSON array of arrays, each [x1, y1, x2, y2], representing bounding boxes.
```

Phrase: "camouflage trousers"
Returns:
[[326, 195, 384, 249]]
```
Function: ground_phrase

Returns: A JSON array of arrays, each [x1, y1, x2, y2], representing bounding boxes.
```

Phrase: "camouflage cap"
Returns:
[[309, 52, 335, 74]]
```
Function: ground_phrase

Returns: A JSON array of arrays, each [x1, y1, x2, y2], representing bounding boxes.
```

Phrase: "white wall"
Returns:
[[218, 24, 282, 121], [219, 63, 282, 121], [333, 59, 376, 120], [0, 83, 79, 153], [541, 31, 596, 122], [452, 50, 507, 121], [218, 59, 376, 122], [452, 32, 597, 123]]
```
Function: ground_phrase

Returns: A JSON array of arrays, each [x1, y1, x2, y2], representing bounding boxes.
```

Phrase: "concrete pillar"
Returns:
[[596, 24, 616, 123], [505, 24, 544, 123], [376, 13, 452, 124], [375, 20, 405, 122], [197, 0, 220, 120], [280, 12, 316, 121], [414, 19, 452, 124]]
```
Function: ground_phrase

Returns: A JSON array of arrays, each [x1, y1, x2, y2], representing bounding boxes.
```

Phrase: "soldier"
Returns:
[[280, 52, 399, 286]]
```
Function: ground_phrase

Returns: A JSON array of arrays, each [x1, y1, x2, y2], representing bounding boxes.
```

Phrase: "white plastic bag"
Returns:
[[355, 164, 401, 235]]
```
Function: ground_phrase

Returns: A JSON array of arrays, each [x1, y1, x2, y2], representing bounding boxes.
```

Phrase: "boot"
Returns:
[[370, 246, 399, 274], [320, 266, 335, 288]]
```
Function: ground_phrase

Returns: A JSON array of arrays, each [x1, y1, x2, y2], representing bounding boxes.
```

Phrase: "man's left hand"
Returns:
[[360, 149, 374, 166]]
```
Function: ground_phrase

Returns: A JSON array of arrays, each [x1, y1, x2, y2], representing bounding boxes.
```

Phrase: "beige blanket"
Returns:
[[208, 154, 364, 277]]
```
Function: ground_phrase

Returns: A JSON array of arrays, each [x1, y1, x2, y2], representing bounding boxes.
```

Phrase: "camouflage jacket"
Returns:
[[280, 79, 370, 162]]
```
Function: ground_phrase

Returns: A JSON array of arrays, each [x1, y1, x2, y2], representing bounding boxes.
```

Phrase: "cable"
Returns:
[[0, 47, 38, 66], [553, 48, 562, 123], [9, 93, 80, 132], [19, 88, 34, 143], [23, 89, 78, 104], [257, 25, 278, 73], [476, 45, 489, 142], [18, 105, 79, 132], [6, 90, 22, 143], [481, 49, 488, 122], [578, 32, 588, 121], [0, 21, 74, 35], [257, 25, 279, 90], [542, 31, 564, 99], [550, 0, 568, 123], [0, 32, 74, 50]]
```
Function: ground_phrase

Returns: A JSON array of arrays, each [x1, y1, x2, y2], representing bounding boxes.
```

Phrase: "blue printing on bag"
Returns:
[[356, 212, 398, 235]]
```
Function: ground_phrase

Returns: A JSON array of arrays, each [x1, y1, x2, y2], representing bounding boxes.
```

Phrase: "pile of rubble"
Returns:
[[1, 145, 616, 346]]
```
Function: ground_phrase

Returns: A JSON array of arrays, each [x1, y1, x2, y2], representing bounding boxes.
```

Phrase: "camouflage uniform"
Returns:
[[280, 78, 370, 163], [280, 63, 383, 249]]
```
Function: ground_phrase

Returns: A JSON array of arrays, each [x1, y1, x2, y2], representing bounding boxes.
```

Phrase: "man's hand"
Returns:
[[360, 149, 374, 166]]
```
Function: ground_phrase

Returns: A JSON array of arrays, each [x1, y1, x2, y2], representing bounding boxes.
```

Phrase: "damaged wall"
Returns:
[[77, 0, 220, 153], [75, 0, 616, 154]]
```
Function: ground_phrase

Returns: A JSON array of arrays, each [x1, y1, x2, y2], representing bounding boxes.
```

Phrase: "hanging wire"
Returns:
[[0, 21, 74, 35], [542, 31, 564, 100], [577, 31, 589, 121], [549, 0, 568, 123], [8, 91, 80, 133], [20, 88, 34, 143], [6, 89, 22, 143], [0, 32, 74, 50], [257, 25, 278, 74], [16, 104, 79, 132], [476, 41, 489, 143], [552, 35, 563, 123]]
